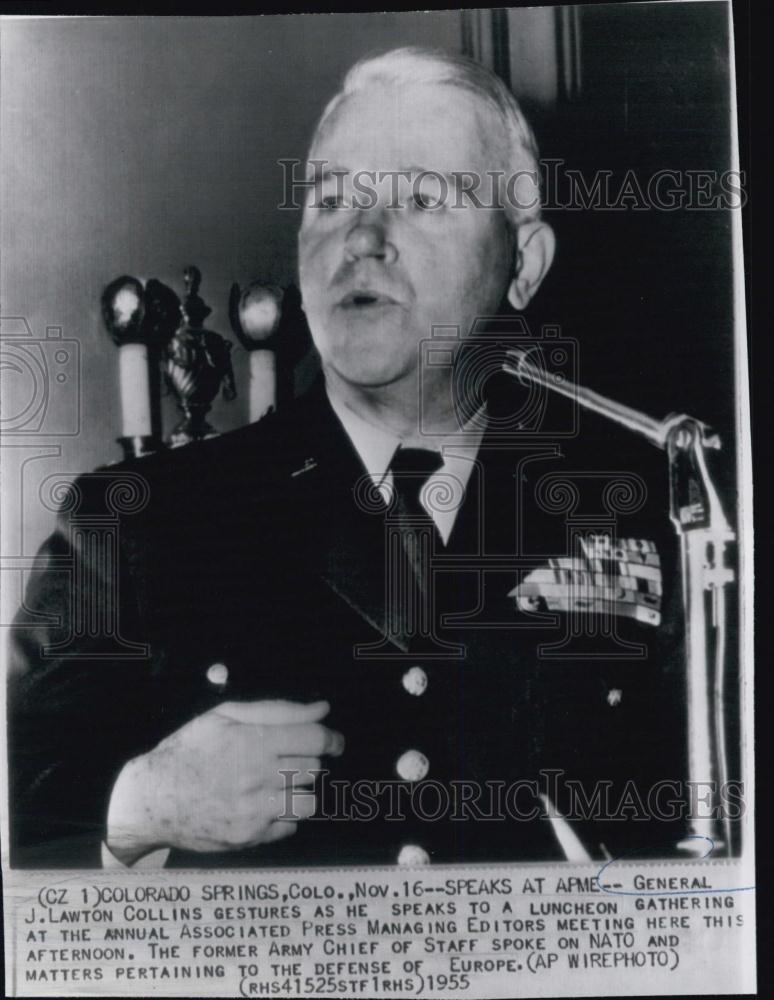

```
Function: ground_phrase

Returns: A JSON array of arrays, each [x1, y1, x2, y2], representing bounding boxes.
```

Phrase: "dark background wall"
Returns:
[[1, 5, 738, 566], [539, 2, 736, 424]]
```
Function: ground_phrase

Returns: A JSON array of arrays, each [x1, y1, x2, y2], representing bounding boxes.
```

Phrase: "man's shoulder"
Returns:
[[111, 406, 296, 481], [484, 377, 671, 493], [67, 387, 333, 518]]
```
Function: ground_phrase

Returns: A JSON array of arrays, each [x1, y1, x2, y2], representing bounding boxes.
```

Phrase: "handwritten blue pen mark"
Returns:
[[594, 837, 756, 896]]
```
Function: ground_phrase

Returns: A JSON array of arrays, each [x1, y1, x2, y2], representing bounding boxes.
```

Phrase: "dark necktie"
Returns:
[[386, 447, 444, 646]]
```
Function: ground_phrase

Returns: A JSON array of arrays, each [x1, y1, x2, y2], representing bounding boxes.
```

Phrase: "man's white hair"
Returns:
[[310, 46, 542, 224]]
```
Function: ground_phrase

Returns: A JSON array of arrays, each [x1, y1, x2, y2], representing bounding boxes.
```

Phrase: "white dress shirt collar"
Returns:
[[326, 385, 486, 545]]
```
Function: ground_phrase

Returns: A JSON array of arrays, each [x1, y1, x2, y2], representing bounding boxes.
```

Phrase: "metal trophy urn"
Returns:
[[164, 266, 236, 447]]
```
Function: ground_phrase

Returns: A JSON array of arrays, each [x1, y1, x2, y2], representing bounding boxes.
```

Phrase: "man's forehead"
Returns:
[[309, 83, 499, 175]]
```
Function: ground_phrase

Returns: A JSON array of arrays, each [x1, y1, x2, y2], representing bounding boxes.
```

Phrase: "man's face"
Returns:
[[298, 83, 515, 391]]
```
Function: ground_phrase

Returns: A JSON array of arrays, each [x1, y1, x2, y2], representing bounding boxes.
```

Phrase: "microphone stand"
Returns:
[[503, 348, 737, 857]]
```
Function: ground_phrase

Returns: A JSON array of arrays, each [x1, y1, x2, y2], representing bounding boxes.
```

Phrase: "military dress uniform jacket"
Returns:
[[8, 378, 688, 868]]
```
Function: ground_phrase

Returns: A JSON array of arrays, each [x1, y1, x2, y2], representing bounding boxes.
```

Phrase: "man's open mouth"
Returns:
[[338, 290, 398, 308]]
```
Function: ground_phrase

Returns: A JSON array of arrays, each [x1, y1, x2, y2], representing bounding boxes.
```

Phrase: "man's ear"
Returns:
[[506, 221, 556, 310]]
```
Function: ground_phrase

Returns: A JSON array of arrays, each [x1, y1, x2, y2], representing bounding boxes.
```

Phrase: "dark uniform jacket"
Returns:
[[8, 376, 688, 868]]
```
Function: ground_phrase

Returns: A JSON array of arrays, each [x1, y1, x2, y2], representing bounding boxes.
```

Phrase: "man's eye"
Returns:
[[410, 187, 444, 212], [319, 194, 346, 210], [412, 191, 435, 211]]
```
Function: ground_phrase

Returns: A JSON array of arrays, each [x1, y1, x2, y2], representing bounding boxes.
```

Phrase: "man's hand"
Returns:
[[106, 699, 343, 865]]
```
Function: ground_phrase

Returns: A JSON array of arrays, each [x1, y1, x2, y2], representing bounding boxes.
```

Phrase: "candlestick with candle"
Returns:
[[228, 282, 284, 423], [101, 275, 173, 459]]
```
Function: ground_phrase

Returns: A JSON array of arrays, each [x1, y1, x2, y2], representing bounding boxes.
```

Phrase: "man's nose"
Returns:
[[343, 213, 398, 265]]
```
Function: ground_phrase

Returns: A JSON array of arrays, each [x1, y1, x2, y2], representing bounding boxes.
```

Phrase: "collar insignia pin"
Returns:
[[291, 457, 318, 478]]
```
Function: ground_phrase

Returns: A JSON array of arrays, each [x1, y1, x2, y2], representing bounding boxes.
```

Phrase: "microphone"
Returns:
[[502, 346, 717, 451], [502, 345, 738, 857]]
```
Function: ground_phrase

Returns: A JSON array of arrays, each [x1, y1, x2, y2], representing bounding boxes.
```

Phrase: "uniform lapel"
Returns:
[[284, 383, 408, 652]]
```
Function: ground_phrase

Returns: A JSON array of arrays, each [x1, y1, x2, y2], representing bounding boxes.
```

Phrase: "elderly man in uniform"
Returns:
[[9, 47, 686, 868]]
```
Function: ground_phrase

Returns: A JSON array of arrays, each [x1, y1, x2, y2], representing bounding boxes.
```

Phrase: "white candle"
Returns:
[[249, 349, 276, 422], [118, 342, 152, 438]]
